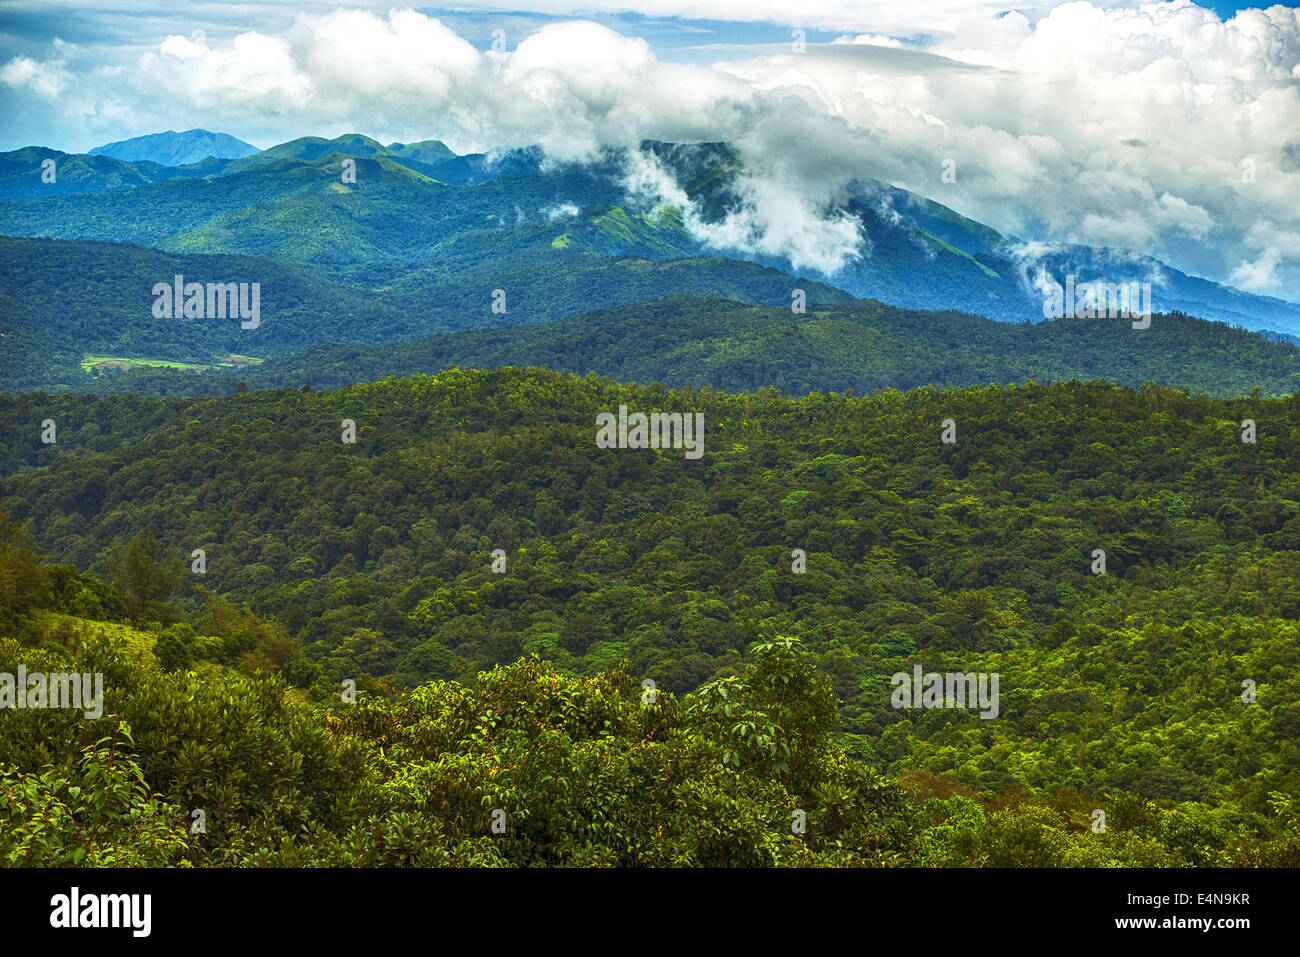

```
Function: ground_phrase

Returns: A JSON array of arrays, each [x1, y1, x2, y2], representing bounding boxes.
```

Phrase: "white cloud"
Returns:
[[686, 174, 865, 275], [1231, 221, 1300, 291], [1231, 248, 1283, 291], [542, 201, 580, 219], [702, 1, 1300, 295], [831, 34, 906, 48], [0, 54, 73, 99]]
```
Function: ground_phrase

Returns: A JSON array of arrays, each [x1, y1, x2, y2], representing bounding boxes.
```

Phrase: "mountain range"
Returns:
[[0, 129, 1297, 395]]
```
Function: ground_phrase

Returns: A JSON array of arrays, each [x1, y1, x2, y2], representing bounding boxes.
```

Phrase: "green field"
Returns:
[[81, 353, 263, 373]]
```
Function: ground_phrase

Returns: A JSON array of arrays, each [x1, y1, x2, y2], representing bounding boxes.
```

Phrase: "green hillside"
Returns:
[[0, 237, 851, 390], [1, 529, 919, 866], [0, 237, 421, 389]]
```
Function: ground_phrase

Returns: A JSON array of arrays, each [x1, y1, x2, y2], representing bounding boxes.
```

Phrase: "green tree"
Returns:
[[0, 507, 46, 622], [105, 531, 184, 623]]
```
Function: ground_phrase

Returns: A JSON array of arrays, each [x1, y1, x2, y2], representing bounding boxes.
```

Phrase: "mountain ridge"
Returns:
[[2, 133, 1298, 342]]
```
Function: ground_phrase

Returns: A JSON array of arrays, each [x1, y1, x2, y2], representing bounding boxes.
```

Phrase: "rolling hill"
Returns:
[[36, 293, 1300, 399], [0, 237, 851, 390]]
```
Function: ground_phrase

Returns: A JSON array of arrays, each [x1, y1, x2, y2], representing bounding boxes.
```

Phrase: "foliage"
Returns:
[[0, 366, 1297, 865]]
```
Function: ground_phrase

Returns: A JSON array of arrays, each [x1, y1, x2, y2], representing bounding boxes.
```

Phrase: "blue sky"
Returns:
[[1, 3, 1287, 76]]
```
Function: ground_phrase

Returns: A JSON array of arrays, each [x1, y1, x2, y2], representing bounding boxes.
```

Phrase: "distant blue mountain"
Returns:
[[89, 129, 259, 166]]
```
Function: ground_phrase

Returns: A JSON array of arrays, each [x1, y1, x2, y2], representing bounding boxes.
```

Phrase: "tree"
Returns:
[[403, 638, 454, 681], [153, 623, 198, 672], [195, 586, 298, 675], [105, 531, 185, 623], [0, 507, 46, 621]]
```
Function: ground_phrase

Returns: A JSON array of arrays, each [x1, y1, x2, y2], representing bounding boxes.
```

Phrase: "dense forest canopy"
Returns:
[[2, 369, 1297, 866]]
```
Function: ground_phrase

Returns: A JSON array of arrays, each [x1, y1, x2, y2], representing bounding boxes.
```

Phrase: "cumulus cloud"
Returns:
[[704, 0, 1300, 296], [1232, 248, 1284, 291], [0, 54, 73, 99], [1231, 220, 1300, 291], [686, 174, 865, 274], [1004, 238, 1171, 304]]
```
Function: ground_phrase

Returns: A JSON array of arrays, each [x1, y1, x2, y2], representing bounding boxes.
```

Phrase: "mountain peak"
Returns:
[[88, 129, 259, 167], [386, 139, 456, 165]]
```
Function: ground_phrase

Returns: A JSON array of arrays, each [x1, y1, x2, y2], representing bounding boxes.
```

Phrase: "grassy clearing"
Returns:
[[81, 354, 264, 374], [37, 611, 159, 665]]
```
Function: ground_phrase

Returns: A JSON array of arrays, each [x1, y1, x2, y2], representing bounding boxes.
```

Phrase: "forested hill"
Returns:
[[2, 369, 1297, 853], [53, 294, 1300, 399], [0, 237, 851, 391]]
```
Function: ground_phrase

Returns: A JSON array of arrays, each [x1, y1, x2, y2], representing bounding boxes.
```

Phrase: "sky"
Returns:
[[1, 1, 1298, 301]]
